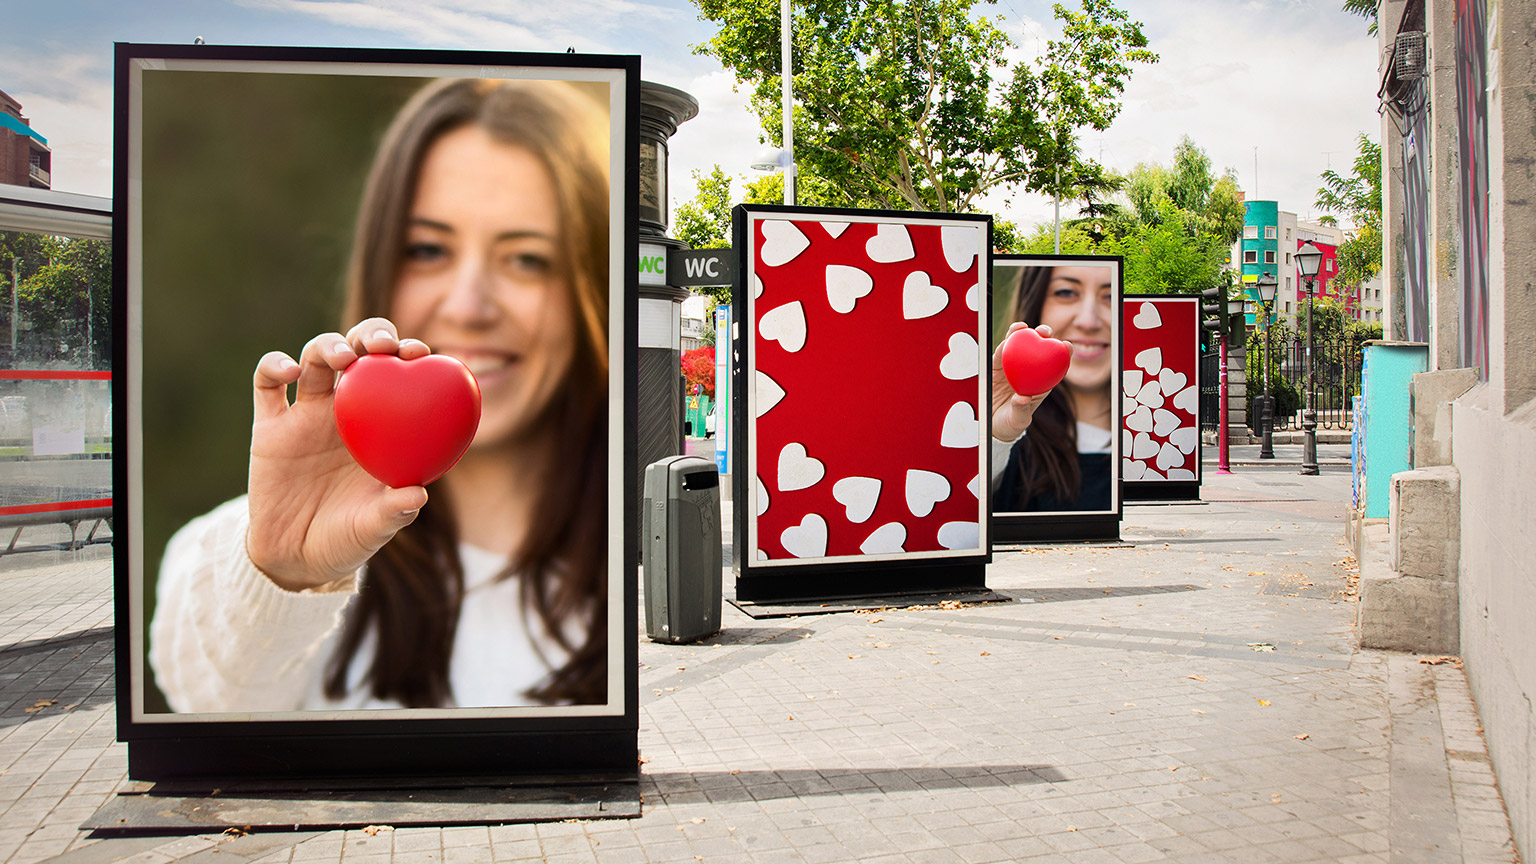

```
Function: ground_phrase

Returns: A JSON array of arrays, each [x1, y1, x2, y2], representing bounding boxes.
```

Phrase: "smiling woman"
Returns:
[[990, 260, 1119, 514], [148, 77, 612, 713]]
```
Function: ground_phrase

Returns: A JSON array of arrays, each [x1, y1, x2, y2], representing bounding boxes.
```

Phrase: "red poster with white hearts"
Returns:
[[740, 210, 990, 575], [1120, 296, 1202, 483]]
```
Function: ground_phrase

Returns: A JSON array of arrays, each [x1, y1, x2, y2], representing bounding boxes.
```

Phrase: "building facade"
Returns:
[[0, 89, 50, 189], [1364, 0, 1536, 857], [1237, 201, 1382, 327]]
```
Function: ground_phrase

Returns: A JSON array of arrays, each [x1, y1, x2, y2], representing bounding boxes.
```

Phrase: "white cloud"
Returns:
[[0, 49, 113, 197]]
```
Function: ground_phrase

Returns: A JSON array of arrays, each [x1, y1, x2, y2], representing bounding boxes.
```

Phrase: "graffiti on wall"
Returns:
[[1456, 0, 1490, 379]]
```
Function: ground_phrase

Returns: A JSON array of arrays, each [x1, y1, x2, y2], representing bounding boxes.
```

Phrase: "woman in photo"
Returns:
[[150, 77, 611, 712], [990, 264, 1115, 512]]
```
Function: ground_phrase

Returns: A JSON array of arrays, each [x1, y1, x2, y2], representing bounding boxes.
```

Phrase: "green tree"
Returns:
[[673, 166, 736, 251], [1314, 133, 1382, 288], [0, 233, 111, 368], [691, 0, 1155, 214], [1342, 0, 1378, 34]]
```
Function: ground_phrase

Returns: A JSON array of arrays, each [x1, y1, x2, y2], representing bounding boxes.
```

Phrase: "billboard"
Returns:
[[115, 43, 638, 779]]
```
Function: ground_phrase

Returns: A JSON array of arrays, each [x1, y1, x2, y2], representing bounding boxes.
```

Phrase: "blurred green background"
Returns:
[[139, 69, 424, 712]]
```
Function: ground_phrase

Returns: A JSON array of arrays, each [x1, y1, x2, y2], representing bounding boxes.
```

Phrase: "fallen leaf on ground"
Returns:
[[690, 818, 706, 824], [1247, 643, 1275, 652], [1258, 699, 1271, 706], [361, 825, 392, 836], [1294, 733, 1310, 740], [223, 827, 250, 837], [23, 700, 56, 713], [1419, 655, 1463, 667], [1188, 675, 1208, 682], [980, 651, 991, 656]]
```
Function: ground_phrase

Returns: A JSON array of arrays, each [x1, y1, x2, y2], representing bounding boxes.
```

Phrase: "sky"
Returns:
[[1, 0, 1382, 235]]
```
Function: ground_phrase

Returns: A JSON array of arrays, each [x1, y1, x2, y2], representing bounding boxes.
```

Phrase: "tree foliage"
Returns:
[[1314, 132, 1382, 288], [681, 346, 716, 398], [0, 232, 112, 369], [691, 0, 1156, 214], [1342, 0, 1378, 35]]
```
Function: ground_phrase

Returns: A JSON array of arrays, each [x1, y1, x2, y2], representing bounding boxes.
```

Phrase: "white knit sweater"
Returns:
[[149, 496, 558, 714]]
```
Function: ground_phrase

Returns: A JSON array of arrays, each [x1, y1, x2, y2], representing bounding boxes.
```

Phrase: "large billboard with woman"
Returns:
[[990, 255, 1122, 542], [114, 44, 638, 780]]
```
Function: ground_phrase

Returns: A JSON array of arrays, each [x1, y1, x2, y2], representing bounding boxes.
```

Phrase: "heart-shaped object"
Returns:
[[999, 328, 1072, 396], [333, 353, 481, 488]]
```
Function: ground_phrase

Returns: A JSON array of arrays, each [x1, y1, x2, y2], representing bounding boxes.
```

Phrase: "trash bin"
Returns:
[[642, 455, 722, 643]]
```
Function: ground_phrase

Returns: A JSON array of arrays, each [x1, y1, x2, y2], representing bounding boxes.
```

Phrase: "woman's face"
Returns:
[[390, 125, 576, 450], [1038, 266, 1114, 394]]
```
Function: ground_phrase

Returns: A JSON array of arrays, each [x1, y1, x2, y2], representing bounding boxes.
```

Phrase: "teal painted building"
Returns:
[[1239, 200, 1279, 327]]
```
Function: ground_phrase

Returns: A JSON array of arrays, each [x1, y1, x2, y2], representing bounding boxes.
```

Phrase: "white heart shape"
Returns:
[[866, 224, 915, 263], [1123, 393, 1138, 416], [860, 522, 906, 554], [1156, 441, 1184, 472], [905, 469, 950, 518], [940, 401, 978, 448], [823, 222, 849, 238], [1122, 429, 1133, 454], [1132, 431, 1159, 460], [832, 476, 881, 524], [941, 225, 978, 273], [967, 474, 980, 499], [1142, 465, 1165, 479], [752, 272, 764, 299], [826, 265, 874, 314], [1126, 405, 1153, 433], [781, 514, 828, 558], [1153, 408, 1181, 437], [966, 283, 979, 312], [759, 301, 808, 353], [937, 521, 980, 550], [903, 271, 949, 320], [1159, 368, 1187, 395], [1122, 369, 1144, 398], [755, 371, 786, 416], [940, 333, 980, 380], [761, 220, 811, 267], [1173, 383, 1199, 414], [1132, 302, 1163, 330], [755, 475, 770, 516], [1167, 468, 1197, 480], [756, 549, 768, 561], [1135, 346, 1163, 375], [1170, 425, 1199, 455], [1135, 379, 1165, 410], [1122, 458, 1148, 480], [777, 442, 824, 492]]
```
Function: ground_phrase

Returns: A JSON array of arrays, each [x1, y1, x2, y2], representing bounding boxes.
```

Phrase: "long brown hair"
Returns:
[[325, 78, 610, 707], [1008, 266, 1080, 505]]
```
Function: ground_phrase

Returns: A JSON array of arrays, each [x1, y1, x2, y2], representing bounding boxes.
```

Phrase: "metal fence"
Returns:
[[1199, 349, 1221, 432], [1247, 334, 1367, 432]]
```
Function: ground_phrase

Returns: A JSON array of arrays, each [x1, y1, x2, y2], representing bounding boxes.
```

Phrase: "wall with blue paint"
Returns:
[[1361, 342, 1428, 517]]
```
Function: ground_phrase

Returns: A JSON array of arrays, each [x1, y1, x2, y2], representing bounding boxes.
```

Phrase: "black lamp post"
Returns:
[[1295, 241, 1323, 475], [1254, 271, 1279, 460]]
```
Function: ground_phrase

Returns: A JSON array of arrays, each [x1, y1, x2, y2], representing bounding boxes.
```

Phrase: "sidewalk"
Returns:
[[0, 468, 1519, 863]]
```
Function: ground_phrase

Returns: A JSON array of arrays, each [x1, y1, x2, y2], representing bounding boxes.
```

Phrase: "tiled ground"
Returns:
[[0, 464, 1520, 863]]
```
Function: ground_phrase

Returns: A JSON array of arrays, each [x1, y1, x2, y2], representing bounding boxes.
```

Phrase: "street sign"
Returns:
[[669, 248, 735, 287]]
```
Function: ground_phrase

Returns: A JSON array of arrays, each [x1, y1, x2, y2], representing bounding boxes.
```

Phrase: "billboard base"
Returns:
[[82, 771, 640, 834], [728, 586, 1009, 619]]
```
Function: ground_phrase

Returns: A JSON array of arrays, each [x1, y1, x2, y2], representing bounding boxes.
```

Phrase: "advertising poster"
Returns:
[[1120, 295, 1202, 498], [115, 43, 638, 780], [732, 205, 991, 602], [990, 256, 1123, 542]]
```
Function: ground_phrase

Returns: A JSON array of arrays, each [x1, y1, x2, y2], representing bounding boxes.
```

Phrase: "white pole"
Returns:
[[781, 0, 795, 206], [1053, 163, 1060, 254]]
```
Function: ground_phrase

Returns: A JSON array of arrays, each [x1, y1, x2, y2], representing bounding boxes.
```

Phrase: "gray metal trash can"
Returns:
[[642, 455, 722, 643]]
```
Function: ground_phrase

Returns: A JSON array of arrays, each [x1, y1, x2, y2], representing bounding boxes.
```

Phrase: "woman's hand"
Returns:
[[990, 322, 1055, 442], [245, 318, 434, 591]]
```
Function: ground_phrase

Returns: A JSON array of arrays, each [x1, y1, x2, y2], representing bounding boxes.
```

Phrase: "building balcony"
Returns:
[[27, 163, 49, 188]]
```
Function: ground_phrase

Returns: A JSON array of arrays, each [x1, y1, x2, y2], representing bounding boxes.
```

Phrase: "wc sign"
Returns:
[[637, 244, 735, 288], [670, 248, 736, 288]]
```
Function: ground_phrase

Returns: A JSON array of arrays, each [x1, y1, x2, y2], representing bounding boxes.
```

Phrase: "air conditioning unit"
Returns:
[[1394, 30, 1427, 81]]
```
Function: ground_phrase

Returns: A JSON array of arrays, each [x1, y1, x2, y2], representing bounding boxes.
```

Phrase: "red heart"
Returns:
[[1000, 328, 1073, 396], [333, 354, 481, 488]]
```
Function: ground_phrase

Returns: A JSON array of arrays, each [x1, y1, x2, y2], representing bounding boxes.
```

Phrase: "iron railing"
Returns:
[[1247, 334, 1367, 432]]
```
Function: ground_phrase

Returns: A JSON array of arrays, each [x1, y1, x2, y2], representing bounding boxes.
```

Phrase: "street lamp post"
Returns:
[[1296, 241, 1323, 475], [1254, 272, 1279, 460]]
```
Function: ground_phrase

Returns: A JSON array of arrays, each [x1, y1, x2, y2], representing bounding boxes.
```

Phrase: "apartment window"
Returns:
[[1286, 228, 1291, 240], [1326, 259, 1334, 273], [1244, 226, 1258, 239], [1265, 250, 1276, 264], [1265, 226, 1277, 239], [1285, 277, 1292, 292], [1285, 302, 1292, 314], [1243, 250, 1257, 264], [1286, 252, 1292, 265]]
